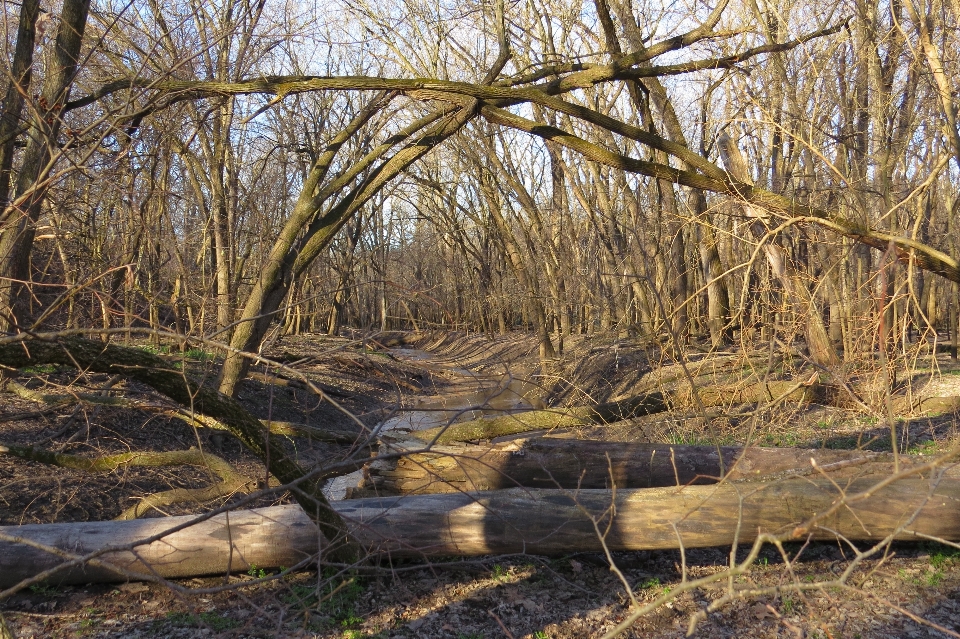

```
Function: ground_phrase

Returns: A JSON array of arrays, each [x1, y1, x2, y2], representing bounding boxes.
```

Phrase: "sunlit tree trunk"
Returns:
[[0, 0, 90, 331]]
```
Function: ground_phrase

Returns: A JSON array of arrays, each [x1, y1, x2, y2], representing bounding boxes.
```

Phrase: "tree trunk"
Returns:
[[0, 0, 90, 331], [355, 439, 882, 495], [698, 216, 732, 347], [0, 0, 41, 212], [717, 133, 840, 367], [218, 103, 474, 396], [3, 476, 959, 586]]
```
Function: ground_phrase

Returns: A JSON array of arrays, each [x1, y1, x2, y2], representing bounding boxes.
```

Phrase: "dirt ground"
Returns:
[[2, 330, 960, 638]]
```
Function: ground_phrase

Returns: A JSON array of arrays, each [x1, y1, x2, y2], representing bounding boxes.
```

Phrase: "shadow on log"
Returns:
[[352, 440, 888, 495], [2, 474, 958, 588]]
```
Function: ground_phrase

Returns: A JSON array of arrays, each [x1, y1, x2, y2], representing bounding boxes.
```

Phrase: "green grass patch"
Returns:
[[638, 577, 661, 590], [137, 344, 171, 355], [282, 572, 365, 627], [780, 595, 796, 614], [164, 611, 240, 631], [28, 583, 60, 596], [908, 439, 939, 455], [19, 363, 58, 375], [183, 347, 216, 362], [761, 432, 801, 447], [665, 432, 714, 446], [927, 542, 960, 576]]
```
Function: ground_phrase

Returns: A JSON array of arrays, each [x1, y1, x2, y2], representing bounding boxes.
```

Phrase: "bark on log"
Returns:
[[413, 380, 822, 443], [2, 476, 958, 587], [352, 440, 885, 495], [0, 506, 323, 588]]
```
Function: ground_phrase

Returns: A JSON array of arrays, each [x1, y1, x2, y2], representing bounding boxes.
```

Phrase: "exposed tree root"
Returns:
[[0, 443, 256, 520]]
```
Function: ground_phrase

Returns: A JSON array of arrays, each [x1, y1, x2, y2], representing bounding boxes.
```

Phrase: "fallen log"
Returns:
[[246, 371, 352, 399], [413, 380, 821, 443], [2, 476, 958, 587], [352, 440, 885, 495]]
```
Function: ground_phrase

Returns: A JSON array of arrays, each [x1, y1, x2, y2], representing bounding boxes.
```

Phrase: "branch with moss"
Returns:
[[0, 443, 256, 520], [413, 380, 822, 444], [5, 380, 362, 444]]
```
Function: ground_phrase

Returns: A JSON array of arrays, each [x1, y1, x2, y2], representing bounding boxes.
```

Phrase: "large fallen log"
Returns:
[[412, 380, 822, 443], [2, 475, 958, 587], [353, 440, 884, 495]]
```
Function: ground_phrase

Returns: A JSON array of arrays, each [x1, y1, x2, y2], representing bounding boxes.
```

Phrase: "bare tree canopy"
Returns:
[[3, 0, 960, 635]]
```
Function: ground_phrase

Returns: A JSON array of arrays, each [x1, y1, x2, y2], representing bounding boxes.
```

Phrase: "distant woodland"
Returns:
[[0, 0, 959, 388]]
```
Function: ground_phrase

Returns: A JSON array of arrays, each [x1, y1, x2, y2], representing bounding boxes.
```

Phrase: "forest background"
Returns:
[[0, 0, 956, 368], [2, 0, 960, 636]]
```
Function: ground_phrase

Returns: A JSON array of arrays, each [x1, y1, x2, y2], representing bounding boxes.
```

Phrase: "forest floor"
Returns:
[[2, 330, 960, 638]]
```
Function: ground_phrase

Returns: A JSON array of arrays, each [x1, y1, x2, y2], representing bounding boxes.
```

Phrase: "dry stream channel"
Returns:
[[324, 348, 544, 499]]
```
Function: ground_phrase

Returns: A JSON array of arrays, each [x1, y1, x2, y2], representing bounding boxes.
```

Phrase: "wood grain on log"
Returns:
[[0, 506, 322, 587], [2, 476, 958, 587], [353, 440, 882, 495]]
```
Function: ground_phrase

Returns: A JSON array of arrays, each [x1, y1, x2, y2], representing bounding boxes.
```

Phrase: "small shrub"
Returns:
[[908, 440, 938, 455], [341, 614, 363, 629], [285, 572, 365, 627], [781, 596, 795, 614]]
